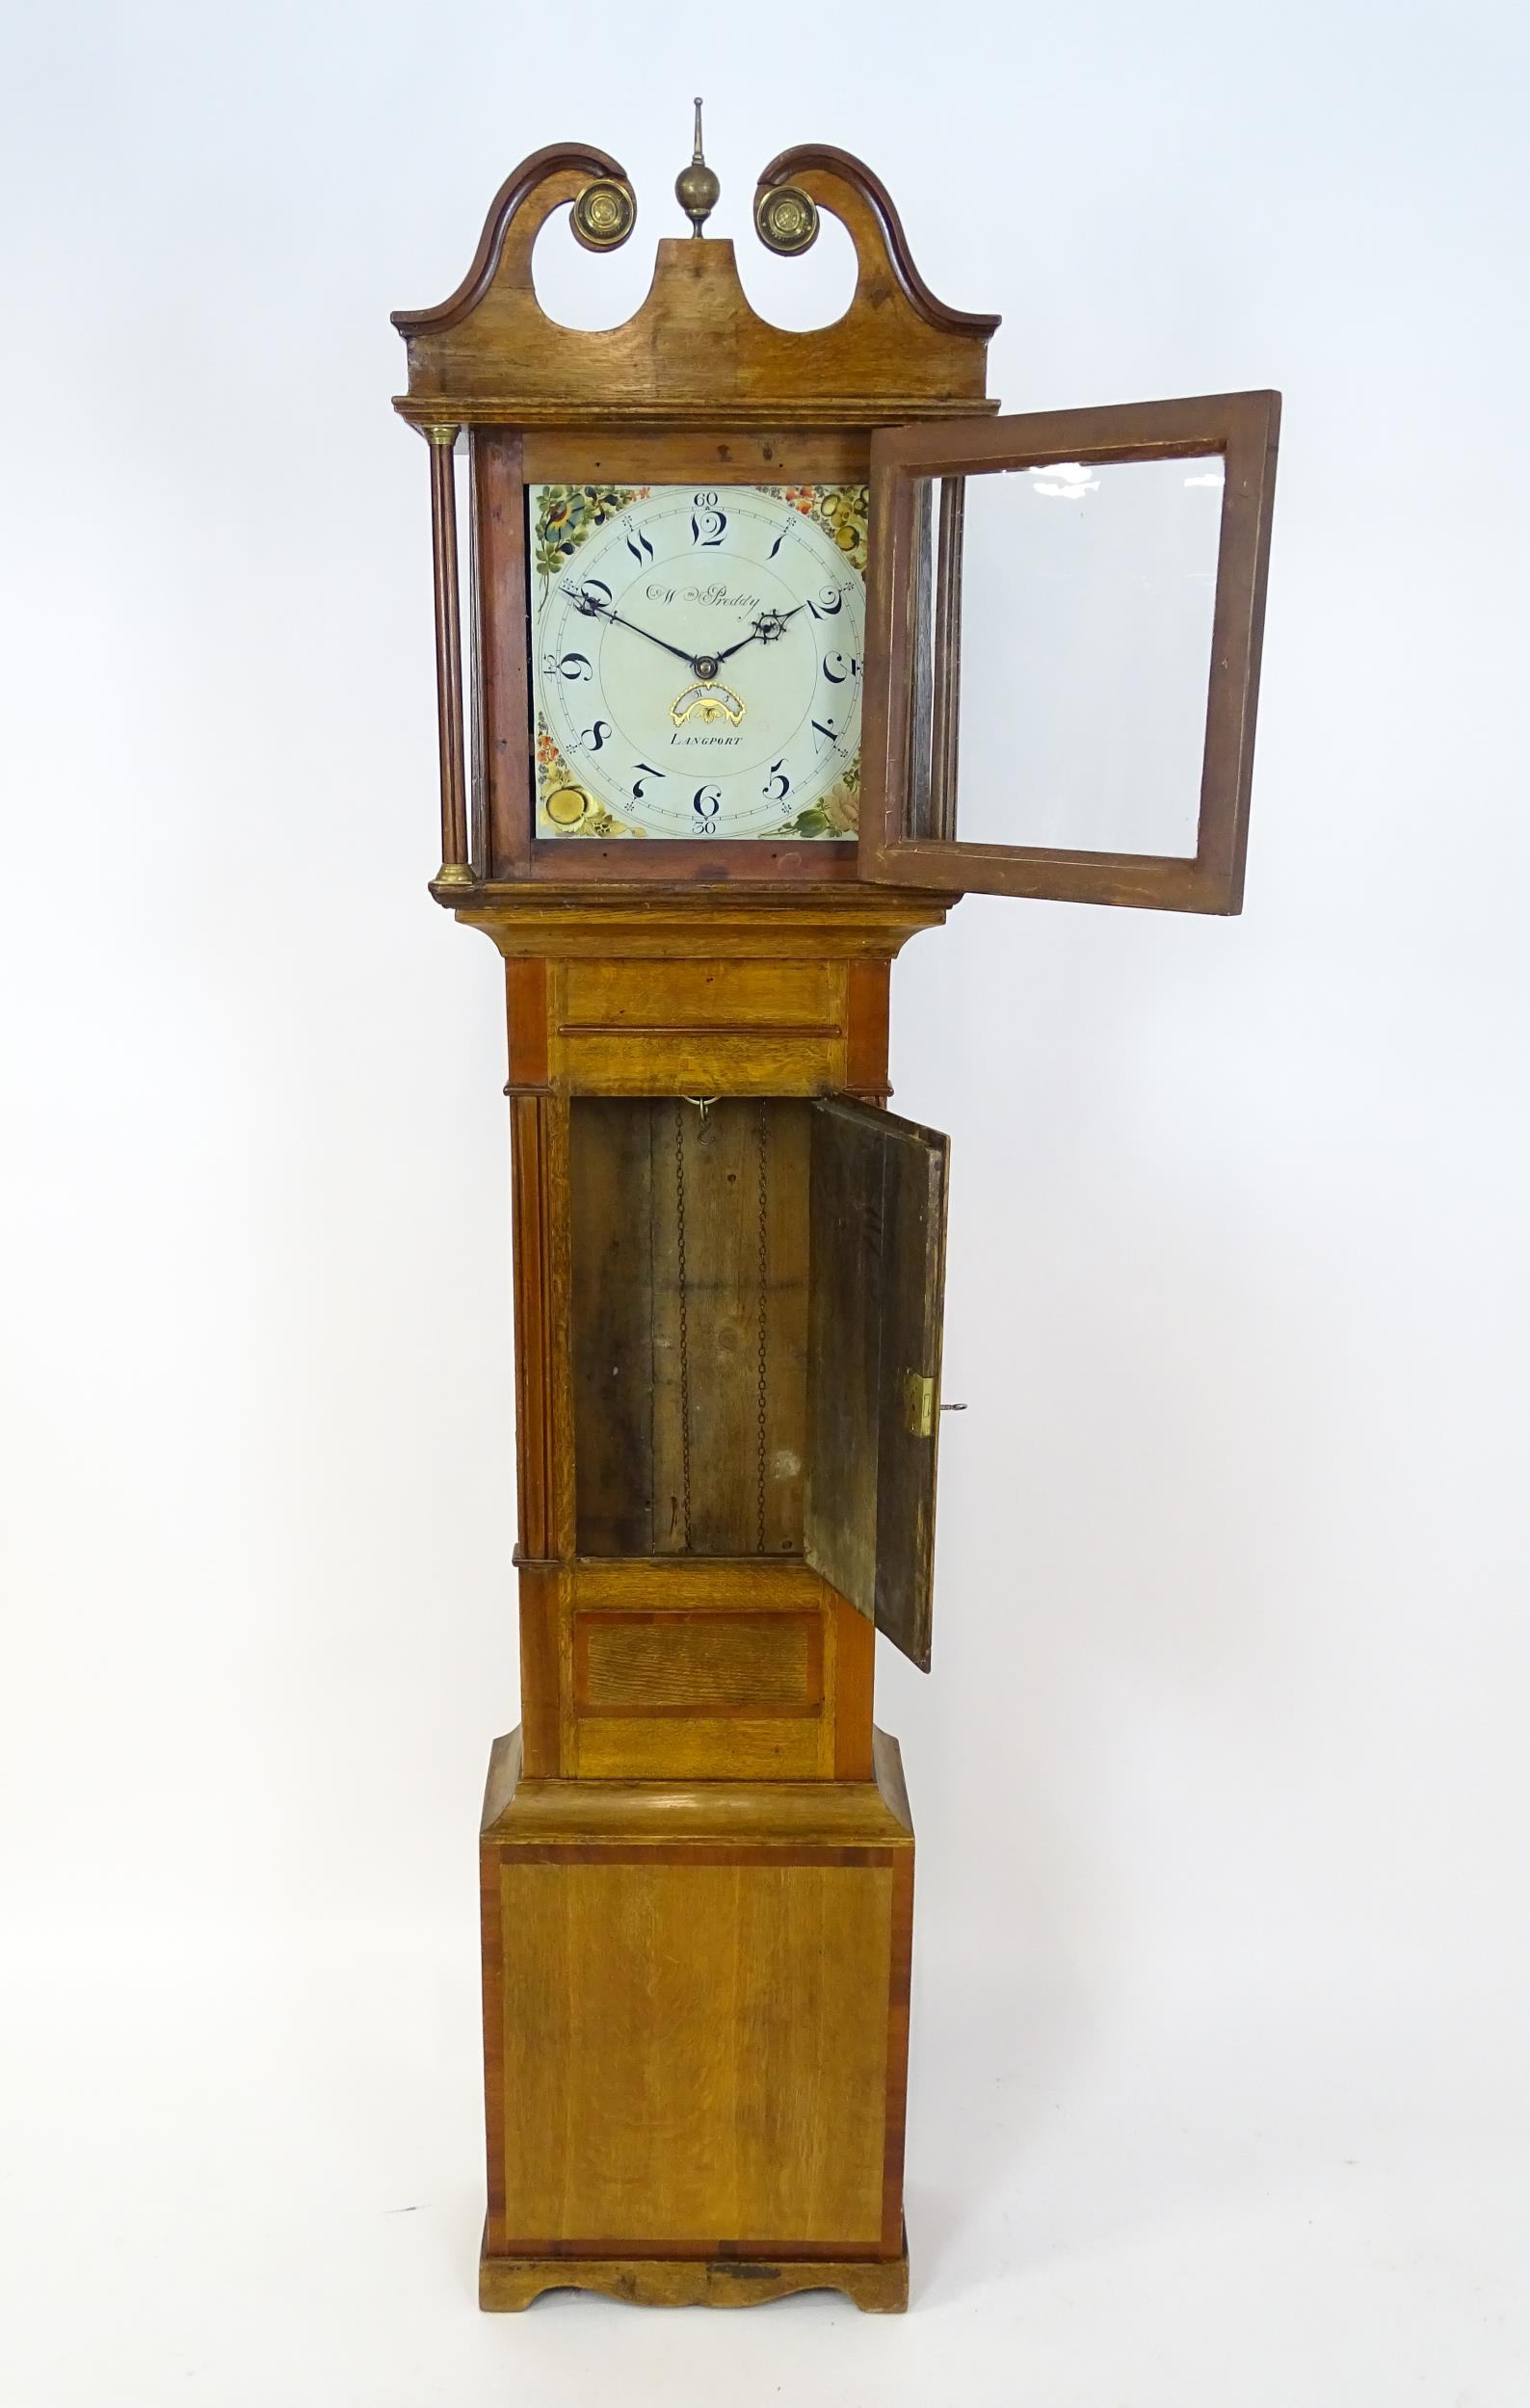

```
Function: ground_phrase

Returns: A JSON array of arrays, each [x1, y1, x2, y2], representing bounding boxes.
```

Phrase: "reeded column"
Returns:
[[425, 423, 472, 886]]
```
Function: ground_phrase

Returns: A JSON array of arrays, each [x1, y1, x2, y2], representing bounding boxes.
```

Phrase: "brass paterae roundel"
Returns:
[[571, 177, 636, 252], [542, 784, 594, 828], [754, 184, 820, 255]]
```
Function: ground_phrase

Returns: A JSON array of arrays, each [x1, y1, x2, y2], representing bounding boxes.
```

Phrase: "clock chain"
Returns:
[[673, 1101, 694, 1553]]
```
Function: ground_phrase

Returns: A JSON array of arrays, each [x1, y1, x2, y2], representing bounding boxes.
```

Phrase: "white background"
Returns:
[[3, 4, 1527, 2401]]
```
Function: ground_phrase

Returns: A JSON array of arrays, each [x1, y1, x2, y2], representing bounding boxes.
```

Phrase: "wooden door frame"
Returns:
[[858, 388, 1281, 912]]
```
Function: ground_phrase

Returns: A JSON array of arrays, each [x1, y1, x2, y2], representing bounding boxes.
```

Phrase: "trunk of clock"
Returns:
[[468, 896, 947, 2308]]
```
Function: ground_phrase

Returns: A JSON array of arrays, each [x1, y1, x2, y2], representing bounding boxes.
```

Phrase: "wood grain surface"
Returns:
[[392, 145, 996, 429], [514, 1560, 867, 1784], [805, 1098, 949, 1668], [478, 2227, 910, 2312], [494, 1856, 893, 2246], [480, 1727, 914, 2272], [573, 1610, 823, 1715]]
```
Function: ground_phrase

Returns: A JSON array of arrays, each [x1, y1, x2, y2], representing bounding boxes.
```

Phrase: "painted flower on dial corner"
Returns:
[[777, 757, 860, 841], [532, 484, 649, 584]]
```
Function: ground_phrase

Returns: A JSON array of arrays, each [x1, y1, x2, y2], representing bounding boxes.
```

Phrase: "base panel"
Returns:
[[479, 2224, 910, 2314]]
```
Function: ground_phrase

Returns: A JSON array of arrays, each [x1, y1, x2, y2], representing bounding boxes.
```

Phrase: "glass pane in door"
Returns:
[[914, 453, 1225, 856]]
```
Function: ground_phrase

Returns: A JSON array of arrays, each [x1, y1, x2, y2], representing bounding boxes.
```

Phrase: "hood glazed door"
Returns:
[[858, 388, 1280, 913]]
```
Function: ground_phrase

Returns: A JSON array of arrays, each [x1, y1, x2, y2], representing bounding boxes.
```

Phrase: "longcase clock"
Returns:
[[389, 113, 1279, 2314]]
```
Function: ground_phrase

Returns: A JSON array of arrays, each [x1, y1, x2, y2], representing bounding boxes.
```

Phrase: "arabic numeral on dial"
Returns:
[[632, 762, 665, 800], [576, 719, 612, 753], [692, 784, 723, 831], [767, 529, 786, 560], [763, 759, 791, 802], [567, 576, 612, 615], [805, 584, 846, 623], [690, 499, 727, 547], [624, 525, 654, 565], [545, 649, 594, 682], [822, 651, 861, 685], [811, 717, 838, 753]]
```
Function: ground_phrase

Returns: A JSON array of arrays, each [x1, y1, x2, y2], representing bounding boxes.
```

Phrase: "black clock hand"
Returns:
[[711, 603, 809, 667], [565, 590, 700, 672]]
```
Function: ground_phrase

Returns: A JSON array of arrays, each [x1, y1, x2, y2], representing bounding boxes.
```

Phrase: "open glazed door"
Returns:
[[806, 1097, 948, 1673], [858, 390, 1280, 912]]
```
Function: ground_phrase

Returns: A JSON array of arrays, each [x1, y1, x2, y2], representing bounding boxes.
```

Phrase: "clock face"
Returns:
[[528, 483, 866, 841]]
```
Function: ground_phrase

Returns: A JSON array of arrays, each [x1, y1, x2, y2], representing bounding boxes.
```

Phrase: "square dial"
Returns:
[[528, 483, 866, 841]]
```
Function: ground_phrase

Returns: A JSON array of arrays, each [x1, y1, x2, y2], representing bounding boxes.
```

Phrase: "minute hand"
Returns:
[[567, 593, 699, 671], [711, 603, 810, 667]]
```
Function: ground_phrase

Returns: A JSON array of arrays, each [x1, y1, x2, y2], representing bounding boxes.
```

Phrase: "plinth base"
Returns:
[[479, 2223, 910, 2313]]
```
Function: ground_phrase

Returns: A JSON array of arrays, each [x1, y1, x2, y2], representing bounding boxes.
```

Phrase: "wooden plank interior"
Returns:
[[760, 1101, 811, 1551], [655, 1100, 755, 1556], [508, 1095, 553, 1560], [568, 1100, 654, 1556], [571, 1099, 809, 1560]]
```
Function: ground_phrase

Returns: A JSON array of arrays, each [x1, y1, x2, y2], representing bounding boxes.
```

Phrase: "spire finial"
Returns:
[[674, 95, 720, 237]]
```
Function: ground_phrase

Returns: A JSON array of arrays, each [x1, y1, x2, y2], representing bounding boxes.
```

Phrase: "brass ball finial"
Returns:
[[674, 95, 720, 238]]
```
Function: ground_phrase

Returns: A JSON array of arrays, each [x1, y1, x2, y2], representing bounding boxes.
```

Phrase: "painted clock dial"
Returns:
[[528, 483, 866, 841]]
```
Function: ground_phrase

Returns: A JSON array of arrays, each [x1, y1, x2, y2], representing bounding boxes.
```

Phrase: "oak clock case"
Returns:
[[390, 126, 1279, 2315]]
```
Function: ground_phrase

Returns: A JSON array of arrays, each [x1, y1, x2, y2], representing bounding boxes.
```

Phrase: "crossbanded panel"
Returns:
[[560, 957, 843, 1033], [574, 1608, 823, 1717], [495, 1858, 895, 2249]]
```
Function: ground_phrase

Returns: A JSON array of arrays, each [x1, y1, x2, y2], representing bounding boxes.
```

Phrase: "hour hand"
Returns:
[[712, 603, 808, 667]]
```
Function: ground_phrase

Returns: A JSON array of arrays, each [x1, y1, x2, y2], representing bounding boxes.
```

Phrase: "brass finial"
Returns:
[[674, 96, 720, 237]]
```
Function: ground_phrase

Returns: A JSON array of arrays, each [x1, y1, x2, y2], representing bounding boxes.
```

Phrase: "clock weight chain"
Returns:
[[669, 1096, 773, 1555], [673, 1100, 694, 1554]]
